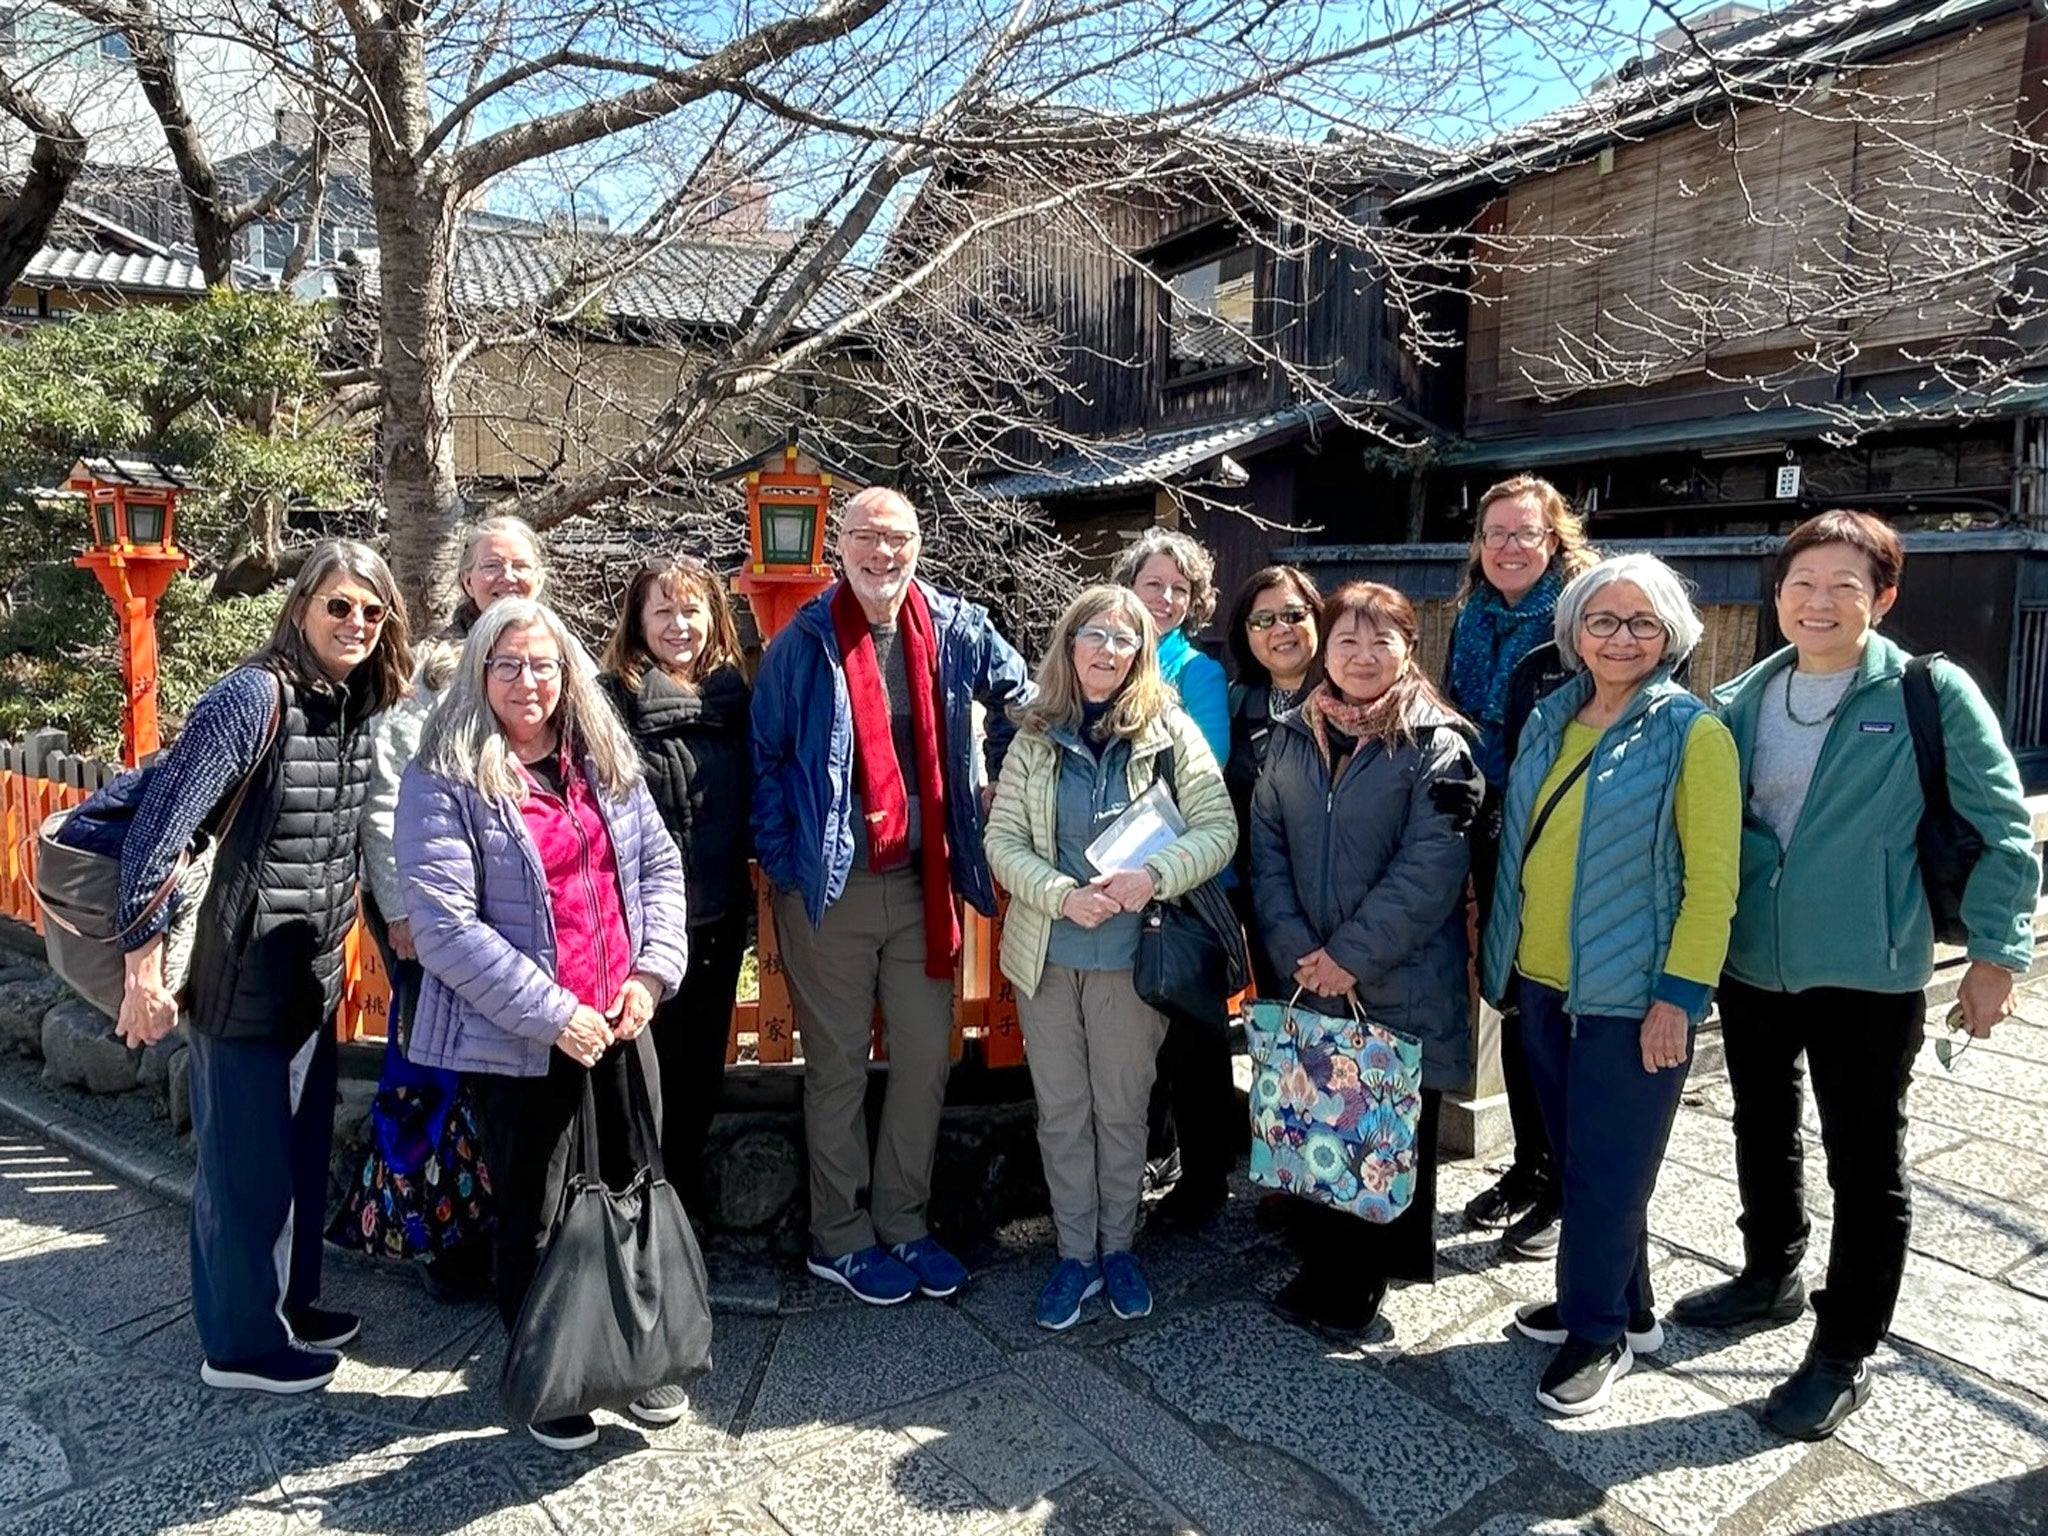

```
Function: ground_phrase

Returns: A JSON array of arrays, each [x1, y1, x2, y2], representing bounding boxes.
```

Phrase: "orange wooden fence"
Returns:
[[2, 731, 1027, 1070]]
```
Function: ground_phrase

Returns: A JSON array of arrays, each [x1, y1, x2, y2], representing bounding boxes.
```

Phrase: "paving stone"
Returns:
[[26, 1359, 291, 1485], [1466, 1519, 1628, 1536], [259, 1406, 504, 1522], [887, 1375, 1103, 1514], [1644, 1161, 1748, 1269], [957, 1256, 1076, 1351], [1117, 1300, 1512, 1532], [1833, 1345, 2048, 1503], [740, 1297, 1003, 1461], [521, 1441, 773, 1535], [0, 1432, 285, 1536], [1657, 1110, 1740, 1184], [1968, 1013, 2048, 1064], [328, 1448, 553, 1536], [1369, 1264, 1513, 1353], [627, 1313, 776, 1450], [1038, 1468, 1191, 1536], [0, 1142, 159, 1258], [1890, 1251, 2048, 1400], [1908, 1076, 2048, 1157], [1434, 1302, 1808, 1536], [401, 1321, 512, 1433], [0, 1204, 192, 1335], [1649, 1253, 1816, 1408], [2009, 1250, 2048, 1301], [660, 1496, 803, 1536], [1754, 1463, 1971, 1536], [0, 1402, 69, 1511], [1904, 1174, 2048, 1281], [0, 1304, 110, 1400], [759, 1424, 1009, 1536], [1915, 1034, 2048, 1103], [1913, 1138, 2048, 1211], [1013, 1346, 1348, 1536]]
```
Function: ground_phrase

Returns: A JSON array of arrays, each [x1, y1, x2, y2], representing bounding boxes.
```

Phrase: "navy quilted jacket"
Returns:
[[395, 755, 690, 1077]]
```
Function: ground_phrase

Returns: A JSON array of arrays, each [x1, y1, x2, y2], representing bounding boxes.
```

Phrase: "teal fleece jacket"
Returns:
[[1713, 634, 2039, 994]]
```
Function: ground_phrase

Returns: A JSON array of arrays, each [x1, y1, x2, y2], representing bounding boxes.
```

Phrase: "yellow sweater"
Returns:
[[1515, 714, 1741, 1000]]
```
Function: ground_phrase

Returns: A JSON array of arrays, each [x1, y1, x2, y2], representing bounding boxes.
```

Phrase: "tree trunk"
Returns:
[[0, 104, 85, 293], [356, 16, 463, 627]]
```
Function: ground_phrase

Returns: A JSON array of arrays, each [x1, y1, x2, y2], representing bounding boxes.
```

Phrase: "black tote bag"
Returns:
[[1133, 742, 1249, 1034], [500, 1046, 713, 1424]]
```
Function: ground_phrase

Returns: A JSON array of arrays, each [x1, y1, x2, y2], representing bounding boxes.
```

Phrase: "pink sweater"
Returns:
[[517, 752, 632, 1011]]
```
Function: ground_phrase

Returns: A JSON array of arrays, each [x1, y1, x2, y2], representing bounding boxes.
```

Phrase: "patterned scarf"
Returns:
[[1302, 681, 1411, 770], [1446, 564, 1563, 783]]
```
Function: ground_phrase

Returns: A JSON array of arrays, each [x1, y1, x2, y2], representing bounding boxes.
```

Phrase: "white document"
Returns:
[[1085, 778, 1187, 875]]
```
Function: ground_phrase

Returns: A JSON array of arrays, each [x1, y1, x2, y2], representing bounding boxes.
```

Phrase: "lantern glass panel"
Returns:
[[92, 502, 118, 547], [763, 501, 817, 565], [127, 501, 165, 545]]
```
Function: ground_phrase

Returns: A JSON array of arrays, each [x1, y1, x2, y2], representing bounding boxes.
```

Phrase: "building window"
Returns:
[[98, 29, 131, 60], [1166, 245, 1255, 381], [254, 221, 298, 270]]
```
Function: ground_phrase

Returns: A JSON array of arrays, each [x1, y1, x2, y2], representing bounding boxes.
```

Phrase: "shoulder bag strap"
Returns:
[[1901, 653, 1950, 819], [1523, 750, 1593, 858]]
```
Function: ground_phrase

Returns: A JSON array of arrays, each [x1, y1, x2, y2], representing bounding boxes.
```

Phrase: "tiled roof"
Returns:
[[19, 248, 208, 296], [1396, 0, 2025, 206], [972, 401, 1342, 501], [357, 227, 860, 333]]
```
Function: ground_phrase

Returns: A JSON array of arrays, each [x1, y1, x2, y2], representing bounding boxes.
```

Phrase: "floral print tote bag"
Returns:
[[1245, 990, 1423, 1223]]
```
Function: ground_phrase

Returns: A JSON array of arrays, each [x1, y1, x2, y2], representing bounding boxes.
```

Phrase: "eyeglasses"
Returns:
[[1935, 1002, 1973, 1071], [1246, 605, 1313, 632], [844, 528, 919, 554], [323, 595, 387, 625], [475, 559, 539, 580], [1481, 528, 1551, 551], [486, 656, 562, 683], [1074, 626, 1143, 656], [1582, 613, 1666, 641]]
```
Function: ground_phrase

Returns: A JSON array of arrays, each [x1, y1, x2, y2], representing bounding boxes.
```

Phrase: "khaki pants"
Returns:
[[1017, 963, 1167, 1262], [778, 866, 956, 1256]]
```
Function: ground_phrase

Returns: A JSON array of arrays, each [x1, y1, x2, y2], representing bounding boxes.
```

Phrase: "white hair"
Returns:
[[1554, 553, 1705, 671], [417, 598, 642, 802]]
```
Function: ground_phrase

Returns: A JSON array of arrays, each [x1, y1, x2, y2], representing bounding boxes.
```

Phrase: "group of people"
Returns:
[[87, 473, 2037, 1455]]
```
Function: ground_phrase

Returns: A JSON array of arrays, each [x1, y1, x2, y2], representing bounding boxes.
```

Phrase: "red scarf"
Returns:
[[831, 580, 959, 979]]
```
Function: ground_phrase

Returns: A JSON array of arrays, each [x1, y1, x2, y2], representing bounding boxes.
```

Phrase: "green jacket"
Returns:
[[1713, 634, 2038, 994], [984, 705, 1236, 999]]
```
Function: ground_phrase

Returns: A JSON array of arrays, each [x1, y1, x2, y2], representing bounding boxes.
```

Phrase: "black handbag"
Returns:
[[1133, 743, 1250, 1032], [500, 1044, 713, 1424]]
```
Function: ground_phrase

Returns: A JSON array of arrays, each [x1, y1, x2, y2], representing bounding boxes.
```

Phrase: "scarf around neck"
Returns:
[[830, 580, 959, 978], [1448, 564, 1563, 781], [1302, 680, 1411, 770]]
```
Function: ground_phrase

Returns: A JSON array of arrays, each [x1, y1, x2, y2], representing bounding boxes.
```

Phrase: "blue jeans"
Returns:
[[1517, 977, 1690, 1346]]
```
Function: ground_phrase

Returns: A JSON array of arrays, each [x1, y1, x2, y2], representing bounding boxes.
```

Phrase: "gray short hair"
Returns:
[[1109, 525, 1218, 633], [416, 597, 642, 802], [1554, 553, 1704, 670]]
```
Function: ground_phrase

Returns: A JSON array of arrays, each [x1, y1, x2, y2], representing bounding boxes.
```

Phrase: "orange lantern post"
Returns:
[[717, 435, 868, 642], [67, 456, 196, 767]]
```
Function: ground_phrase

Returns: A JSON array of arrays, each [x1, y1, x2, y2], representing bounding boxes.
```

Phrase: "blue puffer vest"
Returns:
[[1481, 669, 1706, 1021]]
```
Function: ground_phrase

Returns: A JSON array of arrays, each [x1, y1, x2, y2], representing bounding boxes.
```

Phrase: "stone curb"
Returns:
[[0, 1077, 194, 1204]]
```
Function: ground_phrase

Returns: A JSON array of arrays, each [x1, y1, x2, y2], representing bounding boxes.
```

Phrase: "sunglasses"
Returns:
[[323, 595, 388, 625], [1246, 605, 1313, 632], [1935, 1002, 1973, 1071]]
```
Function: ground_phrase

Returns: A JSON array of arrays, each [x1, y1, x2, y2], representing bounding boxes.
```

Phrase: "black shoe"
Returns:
[[1143, 1147, 1183, 1194], [285, 1306, 361, 1350], [529, 1413, 599, 1451], [421, 1250, 495, 1305], [201, 1343, 341, 1394], [1514, 1301, 1664, 1355], [1270, 1270, 1386, 1340], [1500, 1201, 1561, 1261], [1150, 1178, 1226, 1233], [1464, 1171, 1542, 1231], [1763, 1346, 1871, 1441], [1669, 1272, 1806, 1332], [1537, 1335, 1632, 1416]]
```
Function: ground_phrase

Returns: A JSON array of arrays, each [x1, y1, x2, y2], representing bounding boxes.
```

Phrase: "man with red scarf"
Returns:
[[752, 487, 1032, 1305]]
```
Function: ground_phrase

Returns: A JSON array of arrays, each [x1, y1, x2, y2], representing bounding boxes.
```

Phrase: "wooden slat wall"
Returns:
[[1470, 15, 2032, 415]]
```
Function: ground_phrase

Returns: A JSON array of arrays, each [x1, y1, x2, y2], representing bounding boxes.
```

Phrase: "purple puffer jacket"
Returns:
[[395, 756, 690, 1077]]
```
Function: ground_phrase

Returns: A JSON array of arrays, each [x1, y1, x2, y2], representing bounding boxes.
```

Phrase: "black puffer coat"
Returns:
[[600, 664, 753, 930], [1248, 699, 1479, 1091]]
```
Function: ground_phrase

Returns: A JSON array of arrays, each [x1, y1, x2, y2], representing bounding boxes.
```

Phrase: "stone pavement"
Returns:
[[2, 989, 2047, 1536]]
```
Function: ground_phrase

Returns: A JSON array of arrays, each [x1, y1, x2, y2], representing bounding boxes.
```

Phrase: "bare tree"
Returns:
[[0, 70, 85, 292]]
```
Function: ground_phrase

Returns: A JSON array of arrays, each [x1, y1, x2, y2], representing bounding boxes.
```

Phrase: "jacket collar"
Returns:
[[612, 663, 748, 733], [1713, 631, 1906, 716], [1534, 665, 1685, 738], [792, 578, 962, 647]]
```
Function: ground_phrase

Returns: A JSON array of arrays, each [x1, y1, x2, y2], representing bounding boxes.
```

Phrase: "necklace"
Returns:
[[1782, 669, 1846, 728]]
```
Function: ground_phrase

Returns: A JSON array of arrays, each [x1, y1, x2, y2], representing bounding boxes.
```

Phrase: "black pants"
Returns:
[[1295, 1089, 1442, 1286], [1144, 1012, 1241, 1192], [1718, 975, 1925, 1361], [467, 1034, 662, 1335], [188, 1023, 339, 1364], [650, 911, 749, 1216], [1471, 820, 1554, 1195]]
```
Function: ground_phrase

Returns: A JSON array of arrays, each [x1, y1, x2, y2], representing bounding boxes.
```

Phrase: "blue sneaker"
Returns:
[[1035, 1258, 1103, 1331], [889, 1236, 970, 1299], [807, 1245, 917, 1306], [1100, 1250, 1153, 1320]]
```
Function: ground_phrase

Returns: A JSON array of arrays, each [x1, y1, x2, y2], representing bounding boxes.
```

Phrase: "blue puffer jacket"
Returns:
[[395, 757, 691, 1078], [750, 579, 1033, 926]]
